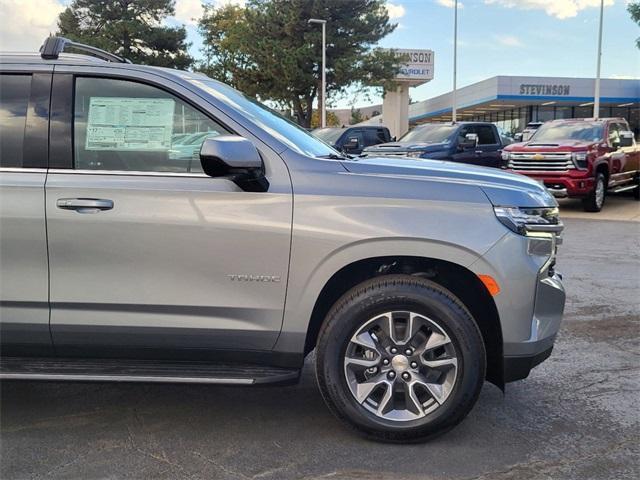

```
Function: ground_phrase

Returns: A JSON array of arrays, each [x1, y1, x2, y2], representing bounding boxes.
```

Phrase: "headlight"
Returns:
[[405, 151, 424, 158], [501, 151, 511, 161], [493, 206, 563, 236], [572, 152, 588, 169]]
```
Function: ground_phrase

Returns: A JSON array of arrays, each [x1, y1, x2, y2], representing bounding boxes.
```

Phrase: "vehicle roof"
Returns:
[[415, 121, 495, 127], [547, 117, 627, 123], [0, 52, 211, 82]]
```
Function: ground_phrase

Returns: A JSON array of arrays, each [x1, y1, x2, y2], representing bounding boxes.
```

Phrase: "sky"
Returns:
[[1, 0, 638, 109]]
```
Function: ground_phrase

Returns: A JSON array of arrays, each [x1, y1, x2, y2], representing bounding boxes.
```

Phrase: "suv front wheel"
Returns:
[[315, 275, 486, 442]]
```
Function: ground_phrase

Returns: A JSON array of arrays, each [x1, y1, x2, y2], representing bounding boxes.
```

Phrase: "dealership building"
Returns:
[[361, 75, 639, 136]]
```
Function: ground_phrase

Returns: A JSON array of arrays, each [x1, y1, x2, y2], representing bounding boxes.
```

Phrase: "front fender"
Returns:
[[273, 237, 496, 354]]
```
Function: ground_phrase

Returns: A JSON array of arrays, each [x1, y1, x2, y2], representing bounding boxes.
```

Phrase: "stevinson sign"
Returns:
[[387, 48, 434, 86], [519, 84, 571, 96]]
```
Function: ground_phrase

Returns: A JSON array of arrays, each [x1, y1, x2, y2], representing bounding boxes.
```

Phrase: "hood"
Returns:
[[507, 139, 599, 151], [341, 156, 557, 208], [363, 141, 449, 154]]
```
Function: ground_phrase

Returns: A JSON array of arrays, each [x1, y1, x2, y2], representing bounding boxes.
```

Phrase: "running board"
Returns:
[[0, 357, 300, 385], [609, 184, 639, 194]]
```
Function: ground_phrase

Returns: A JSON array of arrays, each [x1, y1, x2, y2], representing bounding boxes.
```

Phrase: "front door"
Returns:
[[46, 75, 292, 357]]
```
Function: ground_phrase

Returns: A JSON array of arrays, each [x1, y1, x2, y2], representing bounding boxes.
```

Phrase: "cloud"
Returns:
[[173, 0, 246, 25], [0, 0, 64, 51], [386, 2, 406, 19], [436, 0, 463, 8], [493, 34, 523, 47], [484, 0, 614, 20]]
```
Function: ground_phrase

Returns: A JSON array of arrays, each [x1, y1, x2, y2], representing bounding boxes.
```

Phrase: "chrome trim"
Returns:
[[508, 152, 576, 172], [525, 222, 564, 234], [0, 373, 254, 384], [546, 187, 568, 198], [0, 167, 47, 173], [48, 168, 209, 178]]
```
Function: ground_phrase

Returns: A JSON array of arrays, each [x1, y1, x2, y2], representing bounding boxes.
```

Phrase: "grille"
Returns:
[[508, 152, 575, 172]]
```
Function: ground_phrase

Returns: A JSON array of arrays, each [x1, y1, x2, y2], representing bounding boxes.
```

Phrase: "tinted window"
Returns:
[[363, 129, 380, 146], [474, 125, 498, 145], [400, 125, 457, 143], [0, 75, 31, 168], [74, 77, 229, 173], [532, 122, 604, 143]]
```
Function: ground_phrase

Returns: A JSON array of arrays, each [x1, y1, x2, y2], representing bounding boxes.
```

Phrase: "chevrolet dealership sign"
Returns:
[[389, 49, 434, 85]]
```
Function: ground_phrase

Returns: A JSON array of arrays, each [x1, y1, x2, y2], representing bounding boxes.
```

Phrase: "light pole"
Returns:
[[308, 18, 327, 128], [593, 0, 604, 119], [452, 0, 458, 123]]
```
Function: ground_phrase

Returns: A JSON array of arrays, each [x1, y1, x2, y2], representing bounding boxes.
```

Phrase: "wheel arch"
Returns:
[[302, 255, 504, 388]]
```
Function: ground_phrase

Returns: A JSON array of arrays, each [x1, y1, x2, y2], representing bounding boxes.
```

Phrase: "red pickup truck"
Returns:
[[502, 118, 640, 211]]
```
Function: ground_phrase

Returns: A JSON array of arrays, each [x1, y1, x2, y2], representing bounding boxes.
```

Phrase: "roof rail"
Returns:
[[40, 36, 131, 63]]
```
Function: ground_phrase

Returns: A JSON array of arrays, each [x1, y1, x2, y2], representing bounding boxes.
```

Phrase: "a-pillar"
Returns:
[[382, 84, 410, 139]]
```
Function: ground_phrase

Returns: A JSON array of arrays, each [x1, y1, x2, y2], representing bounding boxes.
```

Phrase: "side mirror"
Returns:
[[514, 133, 523, 142], [199, 135, 268, 192], [618, 131, 634, 148], [343, 137, 360, 151], [459, 132, 478, 150]]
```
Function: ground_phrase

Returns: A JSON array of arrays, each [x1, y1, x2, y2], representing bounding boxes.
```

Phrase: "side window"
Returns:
[[607, 122, 622, 146], [74, 77, 229, 173], [475, 126, 498, 145], [363, 129, 380, 146], [0, 74, 31, 168]]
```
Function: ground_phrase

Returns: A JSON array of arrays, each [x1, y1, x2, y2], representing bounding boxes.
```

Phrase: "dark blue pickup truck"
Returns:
[[363, 122, 507, 168]]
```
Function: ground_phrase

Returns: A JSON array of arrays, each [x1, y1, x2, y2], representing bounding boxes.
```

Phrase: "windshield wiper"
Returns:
[[317, 153, 352, 160]]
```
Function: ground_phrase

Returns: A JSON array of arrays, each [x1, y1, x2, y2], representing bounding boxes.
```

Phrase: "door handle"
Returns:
[[57, 198, 114, 213]]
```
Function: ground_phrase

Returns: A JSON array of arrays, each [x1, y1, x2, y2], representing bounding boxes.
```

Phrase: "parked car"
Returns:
[[502, 118, 640, 211], [363, 122, 505, 168], [514, 122, 544, 142], [312, 125, 392, 154], [0, 37, 566, 442]]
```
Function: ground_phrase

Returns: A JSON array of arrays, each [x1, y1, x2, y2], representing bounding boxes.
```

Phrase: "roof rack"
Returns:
[[40, 36, 131, 63]]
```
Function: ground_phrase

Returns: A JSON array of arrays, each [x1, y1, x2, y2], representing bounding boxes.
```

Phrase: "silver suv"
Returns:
[[0, 38, 565, 442]]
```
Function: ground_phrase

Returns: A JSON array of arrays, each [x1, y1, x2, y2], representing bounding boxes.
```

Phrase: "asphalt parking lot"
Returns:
[[1, 200, 639, 480]]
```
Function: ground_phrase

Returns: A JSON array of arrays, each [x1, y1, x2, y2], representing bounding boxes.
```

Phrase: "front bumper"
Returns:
[[506, 169, 594, 198], [472, 230, 566, 383]]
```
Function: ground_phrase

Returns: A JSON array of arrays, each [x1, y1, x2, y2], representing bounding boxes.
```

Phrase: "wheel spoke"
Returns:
[[351, 330, 378, 351], [345, 356, 379, 369], [424, 331, 451, 351], [354, 375, 386, 403], [405, 381, 424, 415], [422, 357, 457, 369], [376, 381, 394, 415], [413, 374, 446, 404]]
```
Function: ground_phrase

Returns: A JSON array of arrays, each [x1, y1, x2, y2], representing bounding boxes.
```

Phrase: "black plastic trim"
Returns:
[[49, 73, 73, 169], [23, 73, 52, 169], [503, 346, 554, 383]]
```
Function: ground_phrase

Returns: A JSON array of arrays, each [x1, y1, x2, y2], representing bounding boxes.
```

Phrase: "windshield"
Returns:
[[188, 78, 339, 157], [312, 128, 345, 144], [531, 122, 604, 143], [399, 125, 457, 143]]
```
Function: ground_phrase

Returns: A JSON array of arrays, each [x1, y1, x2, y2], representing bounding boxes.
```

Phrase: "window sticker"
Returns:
[[85, 97, 175, 151]]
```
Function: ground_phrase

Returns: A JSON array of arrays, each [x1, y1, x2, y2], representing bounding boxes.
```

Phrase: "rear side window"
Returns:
[[0, 74, 31, 168], [74, 77, 230, 173]]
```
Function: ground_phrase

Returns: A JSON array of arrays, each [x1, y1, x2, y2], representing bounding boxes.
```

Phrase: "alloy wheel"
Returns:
[[343, 311, 459, 422]]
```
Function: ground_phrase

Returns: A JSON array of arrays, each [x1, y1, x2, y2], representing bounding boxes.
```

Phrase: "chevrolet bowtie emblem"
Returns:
[[532, 154, 545, 161]]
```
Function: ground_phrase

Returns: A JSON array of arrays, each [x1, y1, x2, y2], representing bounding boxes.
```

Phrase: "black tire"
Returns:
[[633, 173, 640, 201], [315, 274, 486, 443], [582, 172, 606, 212]]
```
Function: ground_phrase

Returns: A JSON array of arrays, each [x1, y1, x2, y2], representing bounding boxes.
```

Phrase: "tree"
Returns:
[[350, 107, 364, 125], [629, 2, 640, 49], [198, 0, 400, 127], [311, 110, 340, 128], [57, 0, 192, 69]]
